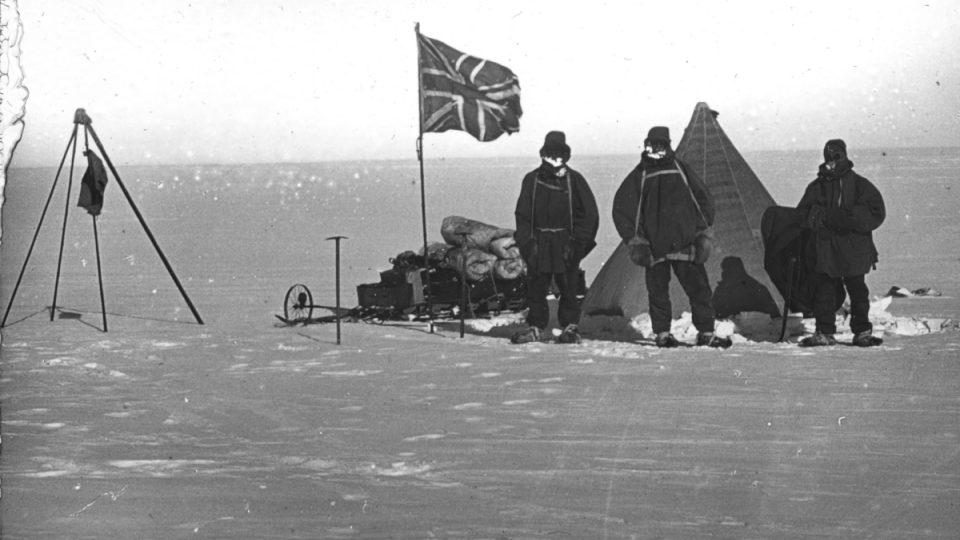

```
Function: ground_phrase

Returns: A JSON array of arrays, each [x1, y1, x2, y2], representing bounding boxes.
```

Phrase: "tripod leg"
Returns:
[[51, 127, 81, 321], [85, 124, 204, 324], [2, 127, 80, 327], [93, 215, 107, 332]]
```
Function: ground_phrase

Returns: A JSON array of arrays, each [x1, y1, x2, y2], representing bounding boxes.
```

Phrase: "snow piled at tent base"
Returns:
[[459, 295, 958, 344]]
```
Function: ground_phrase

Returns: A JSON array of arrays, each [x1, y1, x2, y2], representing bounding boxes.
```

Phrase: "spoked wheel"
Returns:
[[284, 284, 314, 323]]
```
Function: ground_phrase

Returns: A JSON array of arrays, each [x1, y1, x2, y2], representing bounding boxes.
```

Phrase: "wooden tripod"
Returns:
[[1, 108, 203, 330]]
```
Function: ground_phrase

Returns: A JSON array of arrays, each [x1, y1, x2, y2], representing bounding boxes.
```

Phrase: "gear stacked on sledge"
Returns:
[[355, 216, 530, 317]]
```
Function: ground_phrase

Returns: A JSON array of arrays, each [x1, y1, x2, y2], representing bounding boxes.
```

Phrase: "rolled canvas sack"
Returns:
[[441, 216, 514, 253], [446, 247, 498, 281], [494, 257, 526, 280], [489, 236, 521, 259]]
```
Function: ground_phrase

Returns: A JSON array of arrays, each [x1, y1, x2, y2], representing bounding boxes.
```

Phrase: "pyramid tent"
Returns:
[[582, 102, 781, 319]]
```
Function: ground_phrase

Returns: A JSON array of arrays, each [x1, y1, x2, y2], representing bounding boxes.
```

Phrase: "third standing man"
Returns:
[[796, 139, 885, 347]]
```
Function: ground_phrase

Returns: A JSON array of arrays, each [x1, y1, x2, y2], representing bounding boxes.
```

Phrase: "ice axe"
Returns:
[[326, 235, 348, 344], [779, 256, 796, 342]]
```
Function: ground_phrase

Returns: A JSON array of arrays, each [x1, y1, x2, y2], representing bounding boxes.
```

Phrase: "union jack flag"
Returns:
[[417, 32, 522, 142]]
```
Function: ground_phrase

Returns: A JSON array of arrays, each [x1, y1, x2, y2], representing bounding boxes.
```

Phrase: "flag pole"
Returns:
[[415, 22, 435, 331], [457, 233, 468, 338]]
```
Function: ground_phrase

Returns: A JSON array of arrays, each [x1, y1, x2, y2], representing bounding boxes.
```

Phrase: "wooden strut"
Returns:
[[0, 125, 78, 328], [79, 109, 205, 325], [92, 214, 107, 331], [51, 122, 82, 320]]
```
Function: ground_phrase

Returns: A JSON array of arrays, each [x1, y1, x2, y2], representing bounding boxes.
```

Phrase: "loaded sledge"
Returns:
[[276, 216, 573, 325]]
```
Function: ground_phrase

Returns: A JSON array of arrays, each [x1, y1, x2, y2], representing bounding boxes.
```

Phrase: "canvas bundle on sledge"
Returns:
[[355, 216, 529, 318]]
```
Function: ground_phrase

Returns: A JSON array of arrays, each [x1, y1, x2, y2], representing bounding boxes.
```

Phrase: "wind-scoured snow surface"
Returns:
[[2, 150, 959, 537]]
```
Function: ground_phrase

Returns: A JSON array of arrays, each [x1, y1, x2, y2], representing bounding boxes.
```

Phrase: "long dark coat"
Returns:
[[797, 161, 885, 278], [612, 155, 714, 258], [515, 163, 599, 274]]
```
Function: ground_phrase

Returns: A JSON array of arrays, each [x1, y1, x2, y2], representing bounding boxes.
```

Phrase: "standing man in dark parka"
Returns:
[[612, 126, 732, 348], [797, 139, 885, 347], [512, 131, 599, 344]]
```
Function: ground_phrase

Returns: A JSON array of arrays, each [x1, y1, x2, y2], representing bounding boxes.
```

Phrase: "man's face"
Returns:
[[543, 155, 566, 167], [644, 141, 669, 160], [824, 144, 845, 163]]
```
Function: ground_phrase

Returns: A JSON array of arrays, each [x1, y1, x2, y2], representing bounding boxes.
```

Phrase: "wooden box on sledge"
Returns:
[[357, 283, 414, 308]]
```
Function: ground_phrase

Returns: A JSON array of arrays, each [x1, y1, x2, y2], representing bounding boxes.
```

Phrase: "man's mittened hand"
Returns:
[[520, 238, 538, 262], [806, 205, 826, 230], [629, 243, 654, 267]]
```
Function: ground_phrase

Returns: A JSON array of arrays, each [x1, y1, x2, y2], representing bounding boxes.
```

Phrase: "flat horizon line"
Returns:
[[6, 145, 959, 171]]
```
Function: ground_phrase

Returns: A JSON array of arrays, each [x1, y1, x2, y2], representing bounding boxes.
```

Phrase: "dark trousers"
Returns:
[[526, 269, 581, 330], [811, 272, 871, 335], [645, 260, 716, 334]]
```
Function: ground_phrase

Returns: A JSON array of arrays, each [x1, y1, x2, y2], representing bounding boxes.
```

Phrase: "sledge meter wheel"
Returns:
[[284, 284, 314, 323]]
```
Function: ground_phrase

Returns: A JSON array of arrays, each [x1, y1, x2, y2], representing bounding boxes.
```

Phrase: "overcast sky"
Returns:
[[6, 0, 960, 167]]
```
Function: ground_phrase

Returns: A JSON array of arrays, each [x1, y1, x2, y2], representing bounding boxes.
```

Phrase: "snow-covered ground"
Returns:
[[2, 150, 959, 538]]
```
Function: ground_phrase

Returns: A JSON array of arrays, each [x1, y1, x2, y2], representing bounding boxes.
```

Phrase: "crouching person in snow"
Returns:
[[512, 131, 599, 344], [612, 126, 731, 349], [797, 139, 885, 347]]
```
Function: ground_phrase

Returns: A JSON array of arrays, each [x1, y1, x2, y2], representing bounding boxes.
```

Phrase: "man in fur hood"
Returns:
[[797, 139, 885, 347], [512, 131, 599, 344], [612, 126, 731, 348]]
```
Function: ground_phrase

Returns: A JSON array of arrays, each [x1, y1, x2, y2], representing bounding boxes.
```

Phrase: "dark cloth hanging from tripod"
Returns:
[[760, 206, 845, 316], [78, 150, 108, 216]]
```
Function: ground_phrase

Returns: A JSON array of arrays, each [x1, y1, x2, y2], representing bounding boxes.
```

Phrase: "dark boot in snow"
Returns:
[[852, 330, 883, 347], [511, 326, 542, 344], [697, 332, 732, 349], [557, 324, 582, 344], [655, 332, 680, 348], [799, 332, 837, 347]]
